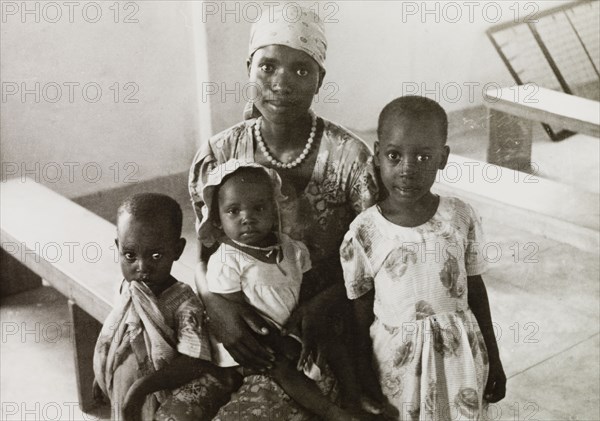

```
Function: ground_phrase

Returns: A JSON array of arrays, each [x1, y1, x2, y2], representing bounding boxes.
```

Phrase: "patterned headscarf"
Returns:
[[249, 4, 327, 70], [244, 4, 327, 119]]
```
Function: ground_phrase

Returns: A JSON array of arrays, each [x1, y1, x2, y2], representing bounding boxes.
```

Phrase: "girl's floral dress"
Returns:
[[341, 197, 489, 421]]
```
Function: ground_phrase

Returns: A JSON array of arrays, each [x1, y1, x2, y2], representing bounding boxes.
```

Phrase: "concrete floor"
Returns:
[[2, 108, 599, 420]]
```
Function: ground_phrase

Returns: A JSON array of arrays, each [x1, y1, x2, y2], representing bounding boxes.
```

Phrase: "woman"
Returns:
[[183, 6, 378, 420]]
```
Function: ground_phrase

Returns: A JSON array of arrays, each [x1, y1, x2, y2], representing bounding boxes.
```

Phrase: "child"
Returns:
[[93, 193, 221, 421], [199, 160, 379, 421], [341, 96, 506, 420]]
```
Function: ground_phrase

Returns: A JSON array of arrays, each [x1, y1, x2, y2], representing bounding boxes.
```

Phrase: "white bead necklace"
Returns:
[[254, 111, 317, 169]]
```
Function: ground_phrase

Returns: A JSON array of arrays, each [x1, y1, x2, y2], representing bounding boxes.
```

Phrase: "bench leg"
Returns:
[[68, 300, 102, 412], [0, 248, 43, 297], [487, 109, 533, 172]]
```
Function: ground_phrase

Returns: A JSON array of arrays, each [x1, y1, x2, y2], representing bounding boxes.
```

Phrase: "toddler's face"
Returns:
[[377, 116, 449, 206], [116, 212, 184, 294], [217, 176, 276, 247]]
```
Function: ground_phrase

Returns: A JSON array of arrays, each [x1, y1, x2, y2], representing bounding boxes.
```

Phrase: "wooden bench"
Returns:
[[0, 177, 196, 412], [484, 84, 600, 171]]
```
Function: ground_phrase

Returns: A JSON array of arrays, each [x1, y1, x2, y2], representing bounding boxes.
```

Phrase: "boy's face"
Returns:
[[115, 212, 185, 294], [217, 176, 276, 247], [376, 115, 449, 206]]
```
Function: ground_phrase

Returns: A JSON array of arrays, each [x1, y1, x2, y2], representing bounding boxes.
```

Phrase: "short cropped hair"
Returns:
[[117, 193, 183, 239], [377, 96, 448, 143]]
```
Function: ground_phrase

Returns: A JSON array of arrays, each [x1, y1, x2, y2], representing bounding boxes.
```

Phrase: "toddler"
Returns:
[[200, 160, 378, 420]]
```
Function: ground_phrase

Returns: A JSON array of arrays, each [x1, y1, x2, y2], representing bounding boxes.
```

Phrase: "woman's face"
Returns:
[[248, 45, 323, 124]]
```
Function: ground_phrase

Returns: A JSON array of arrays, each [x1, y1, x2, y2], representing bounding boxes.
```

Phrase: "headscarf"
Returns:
[[249, 4, 327, 70], [244, 4, 327, 119]]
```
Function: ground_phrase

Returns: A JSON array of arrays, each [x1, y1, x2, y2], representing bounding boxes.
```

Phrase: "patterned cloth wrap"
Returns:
[[93, 280, 213, 421]]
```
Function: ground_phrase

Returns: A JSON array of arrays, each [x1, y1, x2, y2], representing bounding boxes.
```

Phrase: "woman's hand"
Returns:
[[484, 357, 507, 403], [205, 293, 275, 370], [196, 260, 274, 370]]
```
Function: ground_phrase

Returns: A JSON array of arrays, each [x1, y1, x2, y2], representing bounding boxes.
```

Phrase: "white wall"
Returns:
[[1, 1, 199, 197], [200, 0, 572, 132], [1, 0, 574, 198]]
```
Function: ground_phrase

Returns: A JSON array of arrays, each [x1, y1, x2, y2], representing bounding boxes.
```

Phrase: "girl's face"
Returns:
[[376, 116, 449, 207], [247, 45, 323, 124], [217, 175, 277, 247], [116, 212, 185, 295]]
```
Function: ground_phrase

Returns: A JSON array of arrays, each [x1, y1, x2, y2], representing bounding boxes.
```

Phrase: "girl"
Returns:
[[341, 96, 506, 420], [200, 160, 375, 420]]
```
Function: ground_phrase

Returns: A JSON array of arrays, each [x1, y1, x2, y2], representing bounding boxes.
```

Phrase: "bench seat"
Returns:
[[0, 177, 196, 411]]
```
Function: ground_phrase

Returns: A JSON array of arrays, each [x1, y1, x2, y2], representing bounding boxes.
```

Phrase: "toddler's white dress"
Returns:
[[207, 233, 311, 367]]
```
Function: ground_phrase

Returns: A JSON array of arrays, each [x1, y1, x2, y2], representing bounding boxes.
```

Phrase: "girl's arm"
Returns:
[[283, 270, 347, 368], [467, 274, 506, 403], [352, 290, 384, 403], [195, 245, 273, 371]]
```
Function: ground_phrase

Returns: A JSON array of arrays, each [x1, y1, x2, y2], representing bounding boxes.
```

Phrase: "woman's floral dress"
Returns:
[[186, 116, 378, 420], [341, 197, 489, 421]]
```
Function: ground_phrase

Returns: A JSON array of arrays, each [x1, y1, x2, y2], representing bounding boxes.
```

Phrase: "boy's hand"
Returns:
[[122, 381, 147, 421], [92, 379, 107, 405], [484, 358, 506, 403]]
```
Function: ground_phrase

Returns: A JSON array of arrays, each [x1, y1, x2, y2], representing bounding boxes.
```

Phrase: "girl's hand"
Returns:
[[205, 293, 274, 370], [284, 282, 346, 368], [484, 358, 507, 403], [283, 299, 332, 369]]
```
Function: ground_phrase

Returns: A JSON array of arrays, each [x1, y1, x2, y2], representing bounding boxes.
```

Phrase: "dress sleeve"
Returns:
[[340, 228, 375, 299], [294, 240, 312, 273], [206, 247, 244, 294], [464, 203, 487, 276], [188, 141, 218, 240], [348, 153, 379, 216], [175, 294, 212, 360]]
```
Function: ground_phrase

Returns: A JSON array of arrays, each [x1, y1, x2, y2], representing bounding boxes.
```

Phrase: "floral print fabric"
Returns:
[[187, 117, 377, 419], [189, 117, 378, 266], [341, 197, 489, 420]]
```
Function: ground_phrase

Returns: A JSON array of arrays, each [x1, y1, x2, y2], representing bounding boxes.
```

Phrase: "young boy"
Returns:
[[93, 193, 219, 421]]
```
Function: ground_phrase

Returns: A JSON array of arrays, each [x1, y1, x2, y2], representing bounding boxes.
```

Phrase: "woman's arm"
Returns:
[[195, 247, 274, 370], [468, 274, 506, 403]]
